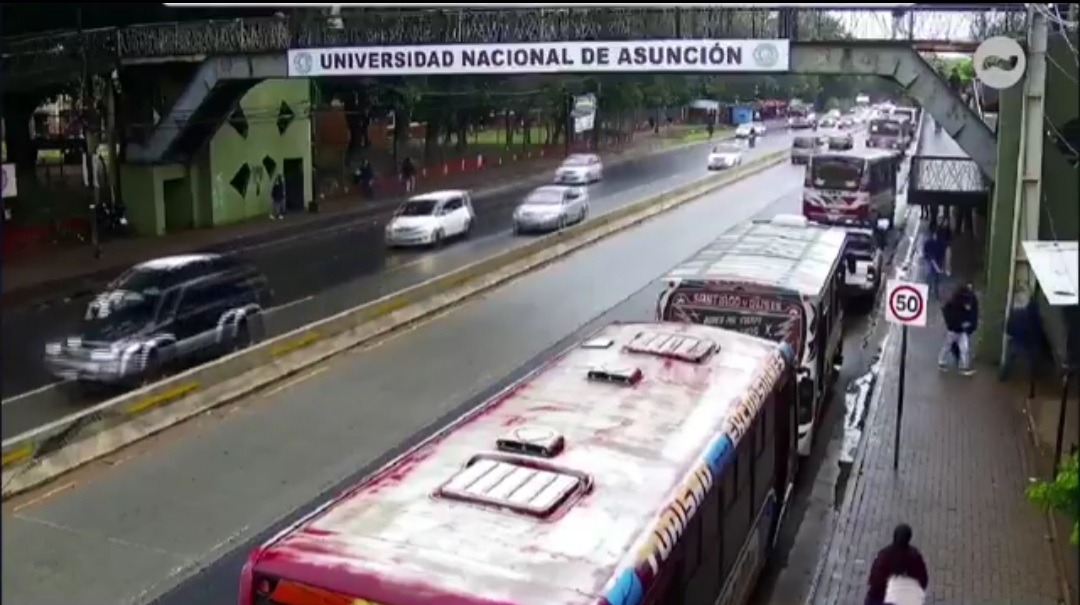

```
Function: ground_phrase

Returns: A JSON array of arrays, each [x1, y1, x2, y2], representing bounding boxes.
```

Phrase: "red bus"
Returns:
[[803, 148, 902, 228], [241, 322, 798, 605]]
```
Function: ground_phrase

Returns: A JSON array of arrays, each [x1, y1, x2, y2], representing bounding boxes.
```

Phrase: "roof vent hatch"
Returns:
[[436, 453, 591, 518], [624, 331, 717, 364], [587, 365, 644, 386], [496, 426, 565, 458]]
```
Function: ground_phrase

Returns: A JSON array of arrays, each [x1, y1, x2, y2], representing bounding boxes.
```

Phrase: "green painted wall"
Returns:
[[207, 79, 313, 225], [118, 78, 313, 236], [1040, 33, 1079, 243], [978, 83, 1023, 363]]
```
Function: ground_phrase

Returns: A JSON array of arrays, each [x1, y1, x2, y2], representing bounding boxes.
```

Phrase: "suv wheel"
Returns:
[[233, 320, 252, 351]]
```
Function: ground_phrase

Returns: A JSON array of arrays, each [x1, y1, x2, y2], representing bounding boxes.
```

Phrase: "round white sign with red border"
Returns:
[[885, 279, 928, 327]]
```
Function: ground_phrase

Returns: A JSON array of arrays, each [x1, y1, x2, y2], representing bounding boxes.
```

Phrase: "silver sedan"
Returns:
[[512, 185, 590, 234]]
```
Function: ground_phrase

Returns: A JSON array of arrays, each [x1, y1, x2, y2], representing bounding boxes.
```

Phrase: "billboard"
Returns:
[[288, 39, 790, 77]]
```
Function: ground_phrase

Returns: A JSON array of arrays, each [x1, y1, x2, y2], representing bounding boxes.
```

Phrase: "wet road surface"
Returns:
[[3, 154, 817, 605], [0, 132, 794, 438]]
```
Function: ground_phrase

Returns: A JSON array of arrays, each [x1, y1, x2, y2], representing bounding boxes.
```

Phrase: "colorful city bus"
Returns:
[[656, 216, 848, 456], [240, 321, 799, 605], [803, 149, 902, 228], [866, 117, 907, 150]]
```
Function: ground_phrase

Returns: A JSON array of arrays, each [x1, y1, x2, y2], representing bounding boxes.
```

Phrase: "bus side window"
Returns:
[[755, 397, 777, 509], [720, 457, 741, 580]]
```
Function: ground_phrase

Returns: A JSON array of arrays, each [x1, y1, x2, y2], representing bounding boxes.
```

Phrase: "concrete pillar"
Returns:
[[1040, 30, 1080, 243], [979, 84, 1023, 363], [1002, 8, 1049, 361]]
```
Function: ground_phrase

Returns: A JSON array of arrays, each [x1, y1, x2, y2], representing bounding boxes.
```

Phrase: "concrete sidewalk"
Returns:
[[809, 233, 1070, 605], [2, 131, 707, 309]]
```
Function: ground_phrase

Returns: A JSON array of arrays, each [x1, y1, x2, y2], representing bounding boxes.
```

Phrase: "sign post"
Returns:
[[884, 279, 929, 470]]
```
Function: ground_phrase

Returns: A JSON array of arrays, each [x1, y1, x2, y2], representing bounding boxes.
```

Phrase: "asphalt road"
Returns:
[[0, 130, 795, 439], [3, 151, 823, 605]]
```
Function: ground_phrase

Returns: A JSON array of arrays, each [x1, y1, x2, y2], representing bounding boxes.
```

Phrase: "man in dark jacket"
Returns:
[[866, 523, 929, 605], [939, 282, 979, 376], [922, 231, 947, 300], [270, 175, 285, 220], [1000, 296, 1042, 381]]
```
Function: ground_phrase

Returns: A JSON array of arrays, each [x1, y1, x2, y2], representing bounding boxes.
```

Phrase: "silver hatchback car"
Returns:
[[512, 185, 590, 234]]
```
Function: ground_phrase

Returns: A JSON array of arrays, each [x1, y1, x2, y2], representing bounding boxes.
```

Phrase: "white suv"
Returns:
[[385, 190, 475, 248]]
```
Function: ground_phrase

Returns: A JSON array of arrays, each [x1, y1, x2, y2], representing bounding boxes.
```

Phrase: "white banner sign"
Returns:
[[288, 39, 790, 77], [1, 163, 17, 199]]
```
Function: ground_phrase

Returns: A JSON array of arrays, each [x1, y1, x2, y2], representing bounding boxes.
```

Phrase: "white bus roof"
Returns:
[[250, 322, 792, 605], [663, 219, 849, 298]]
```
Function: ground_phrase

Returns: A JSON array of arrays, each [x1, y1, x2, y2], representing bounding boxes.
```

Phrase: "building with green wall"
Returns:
[[980, 30, 1078, 365], [120, 78, 312, 237]]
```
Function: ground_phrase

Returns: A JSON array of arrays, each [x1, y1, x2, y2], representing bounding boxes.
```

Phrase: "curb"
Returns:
[[1, 149, 788, 499]]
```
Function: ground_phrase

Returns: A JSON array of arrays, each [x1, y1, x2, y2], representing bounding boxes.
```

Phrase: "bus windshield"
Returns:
[[869, 119, 902, 136], [811, 156, 864, 191]]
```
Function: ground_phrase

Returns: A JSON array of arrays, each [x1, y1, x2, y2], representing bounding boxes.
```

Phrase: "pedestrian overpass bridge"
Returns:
[[2, 6, 1014, 189]]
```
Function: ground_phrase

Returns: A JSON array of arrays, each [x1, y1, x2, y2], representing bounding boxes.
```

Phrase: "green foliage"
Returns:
[[1026, 452, 1080, 545]]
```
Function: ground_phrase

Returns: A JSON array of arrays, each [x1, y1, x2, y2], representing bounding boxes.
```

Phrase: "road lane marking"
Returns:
[[2, 380, 72, 406], [265, 295, 315, 315], [261, 367, 328, 399], [11, 480, 77, 513]]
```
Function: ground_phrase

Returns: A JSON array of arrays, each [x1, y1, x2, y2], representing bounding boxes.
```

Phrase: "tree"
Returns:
[[1027, 452, 1080, 546]]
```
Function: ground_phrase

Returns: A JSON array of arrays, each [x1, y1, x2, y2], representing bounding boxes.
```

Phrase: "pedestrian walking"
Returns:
[[865, 523, 929, 605], [939, 282, 979, 376], [921, 230, 947, 300], [999, 294, 1042, 382], [936, 221, 953, 275], [270, 174, 286, 220], [400, 156, 417, 193], [356, 159, 376, 200]]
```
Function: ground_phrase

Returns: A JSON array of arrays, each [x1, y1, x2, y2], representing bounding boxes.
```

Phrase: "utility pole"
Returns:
[[1003, 4, 1048, 349], [78, 8, 102, 258]]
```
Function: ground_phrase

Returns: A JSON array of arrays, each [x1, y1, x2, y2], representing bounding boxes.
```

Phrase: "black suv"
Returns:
[[44, 254, 272, 388]]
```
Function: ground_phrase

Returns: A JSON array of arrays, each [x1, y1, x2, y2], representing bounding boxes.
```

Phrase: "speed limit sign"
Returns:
[[885, 280, 929, 327]]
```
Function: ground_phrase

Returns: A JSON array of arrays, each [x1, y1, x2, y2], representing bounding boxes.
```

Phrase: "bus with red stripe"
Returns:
[[240, 322, 798, 605], [803, 148, 902, 228]]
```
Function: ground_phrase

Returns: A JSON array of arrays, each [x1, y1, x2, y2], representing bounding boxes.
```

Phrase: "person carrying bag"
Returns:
[[865, 524, 929, 605]]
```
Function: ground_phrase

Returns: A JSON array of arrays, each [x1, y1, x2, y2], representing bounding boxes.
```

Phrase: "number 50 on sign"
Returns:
[[885, 280, 928, 327]]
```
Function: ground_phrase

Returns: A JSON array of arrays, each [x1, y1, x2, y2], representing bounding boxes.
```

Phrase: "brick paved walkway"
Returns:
[[811, 235, 1067, 605]]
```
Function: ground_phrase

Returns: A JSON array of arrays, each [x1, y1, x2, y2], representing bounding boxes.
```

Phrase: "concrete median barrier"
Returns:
[[1, 149, 789, 499]]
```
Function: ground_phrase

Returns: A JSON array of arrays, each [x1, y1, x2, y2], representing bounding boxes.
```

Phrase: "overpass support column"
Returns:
[[980, 84, 1024, 363], [999, 7, 1049, 362]]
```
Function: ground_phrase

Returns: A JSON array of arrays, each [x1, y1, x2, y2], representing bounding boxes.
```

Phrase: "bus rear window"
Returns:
[[869, 120, 901, 135], [811, 157, 864, 191], [846, 233, 875, 255], [254, 578, 388, 605]]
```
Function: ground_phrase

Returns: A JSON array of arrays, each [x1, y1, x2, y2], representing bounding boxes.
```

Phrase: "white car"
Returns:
[[512, 185, 590, 234], [385, 190, 475, 248], [554, 153, 603, 184], [707, 143, 744, 170]]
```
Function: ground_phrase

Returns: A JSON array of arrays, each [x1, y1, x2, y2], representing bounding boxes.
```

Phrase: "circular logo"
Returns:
[[753, 43, 780, 69], [889, 285, 924, 323], [292, 51, 314, 76], [973, 36, 1026, 90]]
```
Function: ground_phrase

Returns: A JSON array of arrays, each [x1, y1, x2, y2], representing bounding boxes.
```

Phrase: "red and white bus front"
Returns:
[[866, 118, 906, 150], [802, 155, 871, 224]]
